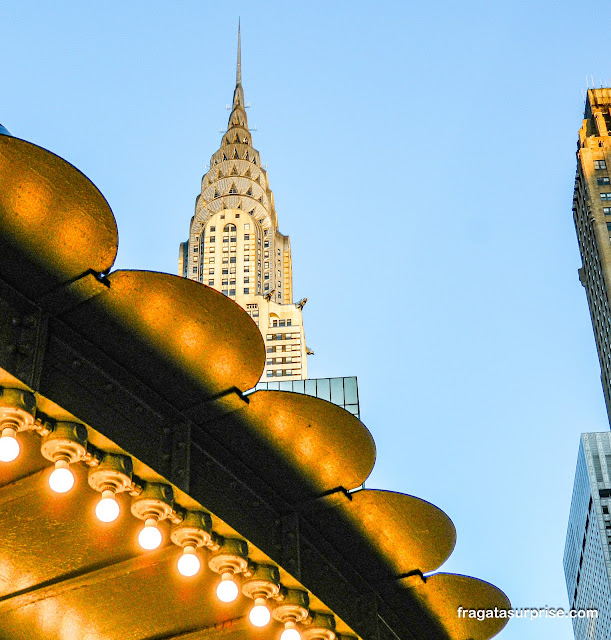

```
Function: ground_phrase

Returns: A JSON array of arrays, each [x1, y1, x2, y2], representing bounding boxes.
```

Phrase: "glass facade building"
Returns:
[[255, 376, 360, 418], [564, 432, 611, 639]]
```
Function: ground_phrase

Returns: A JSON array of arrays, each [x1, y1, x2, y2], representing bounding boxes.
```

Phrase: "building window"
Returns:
[[208, 279, 214, 285], [222, 290, 228, 296], [209, 268, 214, 274], [598, 177, 611, 186], [222, 279, 229, 286], [244, 288, 250, 294], [230, 289, 236, 296], [192, 267, 198, 273], [244, 277, 250, 283], [244, 256, 250, 262], [287, 319, 292, 326], [264, 241, 269, 248], [244, 234, 250, 240], [230, 257, 236, 263], [604, 506, 609, 514], [193, 247, 199, 253], [266, 371, 273, 377], [222, 268, 229, 274], [210, 226, 216, 232], [210, 257, 215, 263], [209, 236, 215, 242], [607, 223, 611, 232], [245, 224, 250, 230], [604, 207, 611, 216], [596, 160, 607, 170], [601, 193, 611, 201], [245, 267, 250, 273]]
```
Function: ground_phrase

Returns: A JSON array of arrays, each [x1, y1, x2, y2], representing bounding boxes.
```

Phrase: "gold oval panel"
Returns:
[[63, 270, 265, 403], [237, 390, 376, 494], [407, 573, 511, 640], [337, 489, 456, 575], [0, 136, 117, 296]]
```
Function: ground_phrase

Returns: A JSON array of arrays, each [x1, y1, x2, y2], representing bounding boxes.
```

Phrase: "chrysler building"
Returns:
[[179, 27, 307, 381]]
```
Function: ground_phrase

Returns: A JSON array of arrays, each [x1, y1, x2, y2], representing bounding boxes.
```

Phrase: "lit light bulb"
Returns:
[[177, 545, 201, 577], [0, 427, 19, 462], [216, 572, 239, 602], [48, 460, 74, 493], [250, 597, 271, 627], [281, 621, 301, 640], [138, 518, 162, 550], [96, 489, 120, 522]]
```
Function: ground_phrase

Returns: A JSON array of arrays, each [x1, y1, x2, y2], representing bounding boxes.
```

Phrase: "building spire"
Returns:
[[236, 19, 241, 86]]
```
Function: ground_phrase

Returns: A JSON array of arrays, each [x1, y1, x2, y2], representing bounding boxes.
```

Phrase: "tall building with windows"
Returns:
[[179, 29, 307, 381], [573, 89, 611, 422], [564, 432, 611, 639]]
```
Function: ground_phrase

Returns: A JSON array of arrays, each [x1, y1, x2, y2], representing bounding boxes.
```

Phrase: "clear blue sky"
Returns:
[[2, 2, 609, 638]]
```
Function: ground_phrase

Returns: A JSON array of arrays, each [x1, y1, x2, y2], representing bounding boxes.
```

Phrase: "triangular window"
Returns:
[[246, 187, 253, 196], [237, 200, 242, 209], [258, 196, 263, 203], [222, 153, 227, 161], [249, 209, 255, 216], [252, 157, 257, 165], [245, 167, 251, 177], [229, 183, 238, 194], [245, 151, 249, 161], [214, 189, 220, 198], [234, 134, 240, 143], [222, 201, 228, 209], [232, 149, 239, 159], [230, 165, 238, 176]]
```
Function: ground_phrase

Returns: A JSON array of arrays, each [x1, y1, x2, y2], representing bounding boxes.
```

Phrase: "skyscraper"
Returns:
[[573, 88, 611, 422], [564, 432, 611, 638], [179, 27, 307, 381]]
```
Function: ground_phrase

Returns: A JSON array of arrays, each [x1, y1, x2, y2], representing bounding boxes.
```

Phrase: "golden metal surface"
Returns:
[[209, 390, 376, 498], [333, 489, 456, 575], [407, 573, 510, 640], [60, 270, 265, 404], [0, 136, 117, 298]]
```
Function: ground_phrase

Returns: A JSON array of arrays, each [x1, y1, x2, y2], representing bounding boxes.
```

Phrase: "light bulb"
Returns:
[[281, 621, 301, 640], [216, 572, 239, 602], [49, 460, 74, 493], [250, 597, 271, 627], [0, 427, 19, 462], [177, 545, 201, 577], [96, 489, 120, 522], [138, 518, 162, 550]]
